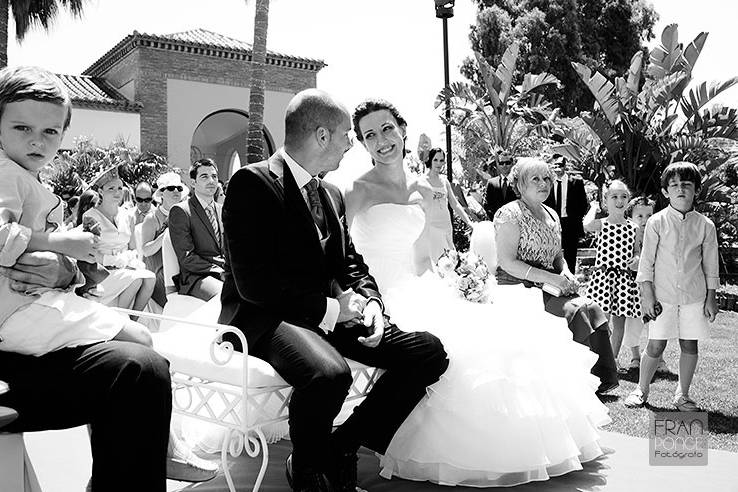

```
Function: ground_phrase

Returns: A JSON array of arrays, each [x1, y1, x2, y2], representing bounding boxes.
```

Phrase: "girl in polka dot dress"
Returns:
[[583, 180, 641, 370]]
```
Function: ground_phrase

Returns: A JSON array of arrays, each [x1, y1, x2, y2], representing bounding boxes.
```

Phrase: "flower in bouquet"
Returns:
[[436, 249, 459, 278], [435, 249, 492, 303], [109, 249, 145, 270]]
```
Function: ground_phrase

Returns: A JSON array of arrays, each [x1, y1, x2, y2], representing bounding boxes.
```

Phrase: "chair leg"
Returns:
[[0, 433, 26, 492], [23, 446, 42, 492]]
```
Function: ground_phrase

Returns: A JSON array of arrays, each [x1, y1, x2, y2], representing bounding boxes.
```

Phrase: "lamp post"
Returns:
[[435, 0, 454, 181]]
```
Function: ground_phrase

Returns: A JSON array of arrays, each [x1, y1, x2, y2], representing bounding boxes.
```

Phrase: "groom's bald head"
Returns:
[[284, 89, 349, 149]]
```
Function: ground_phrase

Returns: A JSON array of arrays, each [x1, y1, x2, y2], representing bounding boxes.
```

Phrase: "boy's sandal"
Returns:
[[674, 395, 700, 412], [624, 389, 648, 408]]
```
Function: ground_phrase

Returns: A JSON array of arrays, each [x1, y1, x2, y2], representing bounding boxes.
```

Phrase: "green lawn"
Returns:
[[599, 310, 738, 452]]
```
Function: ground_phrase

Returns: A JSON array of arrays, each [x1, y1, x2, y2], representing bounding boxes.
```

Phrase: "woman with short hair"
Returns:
[[494, 157, 619, 393]]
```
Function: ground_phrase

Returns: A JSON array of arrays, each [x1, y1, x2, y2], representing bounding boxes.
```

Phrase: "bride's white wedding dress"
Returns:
[[351, 203, 610, 487]]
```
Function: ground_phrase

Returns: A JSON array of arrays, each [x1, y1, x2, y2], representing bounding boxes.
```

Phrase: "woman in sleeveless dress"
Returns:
[[83, 167, 155, 315], [417, 147, 474, 263], [493, 159, 619, 394], [345, 98, 610, 487]]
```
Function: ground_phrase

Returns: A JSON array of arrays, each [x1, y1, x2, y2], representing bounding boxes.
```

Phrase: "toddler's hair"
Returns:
[[0, 66, 71, 130], [625, 196, 655, 218], [660, 161, 702, 190]]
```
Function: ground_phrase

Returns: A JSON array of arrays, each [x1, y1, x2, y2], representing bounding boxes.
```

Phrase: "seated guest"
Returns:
[[0, 251, 172, 491], [141, 172, 188, 306], [169, 158, 225, 301], [0, 65, 170, 490], [132, 181, 155, 225], [83, 166, 156, 317], [494, 157, 619, 394]]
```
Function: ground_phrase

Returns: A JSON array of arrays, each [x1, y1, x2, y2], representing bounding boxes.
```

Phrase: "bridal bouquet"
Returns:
[[436, 249, 492, 303]]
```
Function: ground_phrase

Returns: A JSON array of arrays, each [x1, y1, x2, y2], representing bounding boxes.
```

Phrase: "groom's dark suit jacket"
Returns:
[[218, 152, 381, 348]]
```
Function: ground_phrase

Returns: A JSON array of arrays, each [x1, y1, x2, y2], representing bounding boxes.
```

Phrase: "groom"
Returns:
[[219, 89, 449, 492]]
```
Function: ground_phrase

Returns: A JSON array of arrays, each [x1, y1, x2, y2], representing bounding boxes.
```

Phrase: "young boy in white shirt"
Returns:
[[625, 162, 719, 411]]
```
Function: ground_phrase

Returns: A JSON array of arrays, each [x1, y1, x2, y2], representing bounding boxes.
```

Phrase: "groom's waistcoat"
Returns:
[[218, 153, 379, 348]]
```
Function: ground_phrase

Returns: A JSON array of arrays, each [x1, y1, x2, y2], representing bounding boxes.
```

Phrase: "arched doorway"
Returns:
[[190, 109, 274, 179]]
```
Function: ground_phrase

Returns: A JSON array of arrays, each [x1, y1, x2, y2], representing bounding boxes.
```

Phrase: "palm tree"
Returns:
[[0, 0, 87, 68], [246, 0, 269, 164]]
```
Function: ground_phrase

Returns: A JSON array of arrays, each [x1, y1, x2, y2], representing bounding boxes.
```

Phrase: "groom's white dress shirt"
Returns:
[[280, 148, 340, 333]]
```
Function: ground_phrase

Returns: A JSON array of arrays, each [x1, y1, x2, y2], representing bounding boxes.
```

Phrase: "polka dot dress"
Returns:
[[586, 220, 642, 318]]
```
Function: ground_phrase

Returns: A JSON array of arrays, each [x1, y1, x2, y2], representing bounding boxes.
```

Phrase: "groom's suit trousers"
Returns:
[[0, 341, 172, 492], [251, 319, 448, 472]]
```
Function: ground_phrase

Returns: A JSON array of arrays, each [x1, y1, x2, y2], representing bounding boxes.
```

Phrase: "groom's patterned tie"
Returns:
[[304, 178, 327, 236]]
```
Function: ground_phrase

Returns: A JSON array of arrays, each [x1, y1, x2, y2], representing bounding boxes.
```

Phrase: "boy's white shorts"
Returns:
[[648, 302, 710, 341]]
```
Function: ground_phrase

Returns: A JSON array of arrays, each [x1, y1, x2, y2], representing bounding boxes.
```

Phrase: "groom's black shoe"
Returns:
[[286, 454, 333, 492], [327, 449, 367, 492]]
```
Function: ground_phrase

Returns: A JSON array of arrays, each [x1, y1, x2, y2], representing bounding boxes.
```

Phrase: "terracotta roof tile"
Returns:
[[57, 74, 141, 112], [150, 28, 324, 65], [84, 28, 325, 77]]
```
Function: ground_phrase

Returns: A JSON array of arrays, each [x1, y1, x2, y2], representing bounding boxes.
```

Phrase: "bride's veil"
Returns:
[[470, 221, 498, 272]]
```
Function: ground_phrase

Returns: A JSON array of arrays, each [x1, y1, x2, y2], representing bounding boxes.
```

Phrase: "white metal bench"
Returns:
[[115, 302, 382, 492]]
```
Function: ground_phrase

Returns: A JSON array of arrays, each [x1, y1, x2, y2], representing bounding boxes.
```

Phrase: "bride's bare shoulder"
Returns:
[[345, 176, 375, 224]]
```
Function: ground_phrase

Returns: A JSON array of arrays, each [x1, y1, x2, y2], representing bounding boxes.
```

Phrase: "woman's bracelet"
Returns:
[[524, 265, 533, 280]]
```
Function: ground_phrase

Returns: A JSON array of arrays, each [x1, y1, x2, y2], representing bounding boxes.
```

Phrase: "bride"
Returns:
[[345, 98, 610, 487]]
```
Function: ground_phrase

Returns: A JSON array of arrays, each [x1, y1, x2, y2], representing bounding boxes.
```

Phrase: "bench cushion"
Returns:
[[152, 297, 373, 388]]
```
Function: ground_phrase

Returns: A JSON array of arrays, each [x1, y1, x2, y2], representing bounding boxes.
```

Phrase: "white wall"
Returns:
[[61, 107, 140, 149], [167, 78, 293, 176]]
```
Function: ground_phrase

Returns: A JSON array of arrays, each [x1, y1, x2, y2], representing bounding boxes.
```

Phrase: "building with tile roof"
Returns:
[[60, 28, 324, 178]]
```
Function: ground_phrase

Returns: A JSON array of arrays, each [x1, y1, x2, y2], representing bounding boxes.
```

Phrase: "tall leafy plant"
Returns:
[[437, 42, 561, 158], [553, 24, 738, 203]]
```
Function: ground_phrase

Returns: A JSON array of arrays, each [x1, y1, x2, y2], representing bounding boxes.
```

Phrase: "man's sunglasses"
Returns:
[[135, 197, 153, 203], [162, 186, 183, 192]]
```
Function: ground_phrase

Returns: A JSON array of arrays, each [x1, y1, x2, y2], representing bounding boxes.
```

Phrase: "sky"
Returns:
[[7, 0, 738, 182]]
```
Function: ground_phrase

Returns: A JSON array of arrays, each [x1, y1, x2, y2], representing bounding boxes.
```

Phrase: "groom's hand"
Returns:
[[337, 289, 366, 324], [358, 300, 384, 348]]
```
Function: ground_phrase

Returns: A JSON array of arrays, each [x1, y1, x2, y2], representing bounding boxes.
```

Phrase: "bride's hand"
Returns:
[[358, 300, 384, 348]]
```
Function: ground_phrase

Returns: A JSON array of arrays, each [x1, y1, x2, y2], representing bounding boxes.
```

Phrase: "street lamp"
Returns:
[[435, 0, 455, 181]]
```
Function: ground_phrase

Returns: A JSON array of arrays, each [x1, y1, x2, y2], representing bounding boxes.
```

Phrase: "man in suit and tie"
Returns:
[[483, 149, 516, 220], [544, 154, 589, 272], [169, 158, 225, 301], [219, 89, 448, 492]]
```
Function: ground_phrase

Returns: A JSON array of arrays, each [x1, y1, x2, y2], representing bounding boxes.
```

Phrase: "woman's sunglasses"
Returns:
[[162, 186, 183, 192], [135, 197, 153, 203]]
